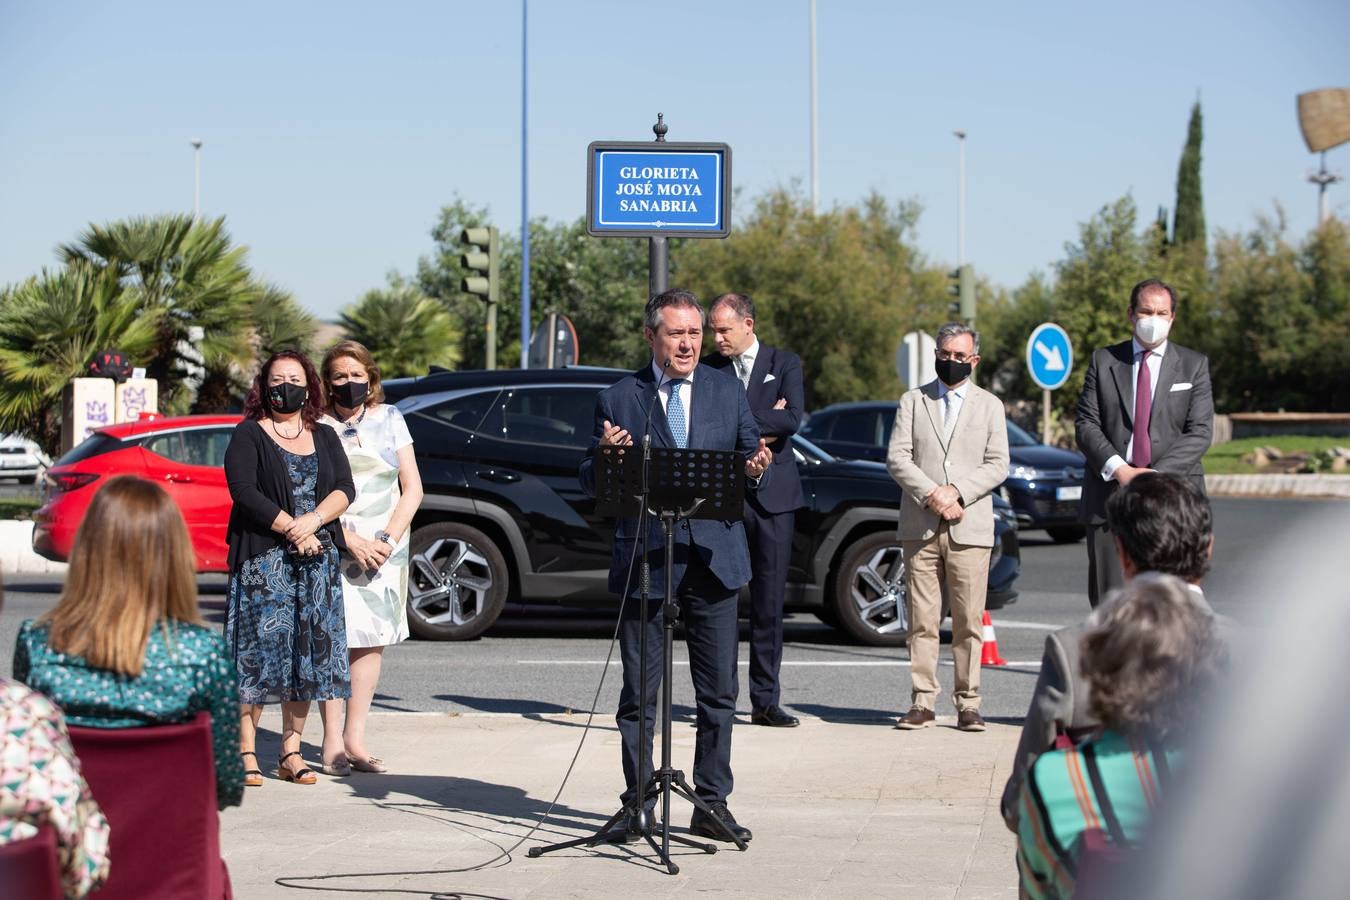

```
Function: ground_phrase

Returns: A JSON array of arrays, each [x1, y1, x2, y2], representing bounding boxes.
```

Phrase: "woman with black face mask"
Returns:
[[315, 341, 424, 776], [222, 349, 355, 787]]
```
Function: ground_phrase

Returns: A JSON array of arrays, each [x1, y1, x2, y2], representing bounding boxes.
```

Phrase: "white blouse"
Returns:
[[320, 403, 413, 468]]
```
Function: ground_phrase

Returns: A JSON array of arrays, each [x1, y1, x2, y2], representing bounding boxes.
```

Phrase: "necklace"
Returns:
[[273, 415, 304, 440], [338, 405, 366, 441]]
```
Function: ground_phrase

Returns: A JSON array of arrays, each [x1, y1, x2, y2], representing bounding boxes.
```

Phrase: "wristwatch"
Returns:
[[375, 530, 392, 545]]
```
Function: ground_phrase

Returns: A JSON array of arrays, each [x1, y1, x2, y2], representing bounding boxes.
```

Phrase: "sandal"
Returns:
[[277, 750, 317, 785], [347, 755, 388, 774], [241, 751, 264, 787], [314, 757, 352, 777]]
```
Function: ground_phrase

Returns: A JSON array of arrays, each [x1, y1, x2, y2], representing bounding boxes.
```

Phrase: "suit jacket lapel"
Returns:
[[1109, 341, 1136, 429], [687, 367, 711, 449], [747, 345, 771, 401], [635, 370, 674, 448], [922, 382, 947, 452], [1149, 348, 1181, 435]]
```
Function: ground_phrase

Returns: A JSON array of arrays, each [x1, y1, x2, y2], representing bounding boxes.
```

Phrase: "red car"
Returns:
[[33, 414, 241, 572]]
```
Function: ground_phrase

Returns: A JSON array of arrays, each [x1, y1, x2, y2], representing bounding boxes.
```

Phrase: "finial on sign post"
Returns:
[[653, 113, 667, 143]]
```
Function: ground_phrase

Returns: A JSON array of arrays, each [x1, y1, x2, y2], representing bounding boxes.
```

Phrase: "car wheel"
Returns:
[[1046, 526, 1085, 544], [831, 532, 910, 647], [406, 522, 508, 641]]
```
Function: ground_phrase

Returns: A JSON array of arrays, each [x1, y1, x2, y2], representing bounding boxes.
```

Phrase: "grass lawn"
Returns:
[[1204, 435, 1349, 475], [0, 497, 40, 519]]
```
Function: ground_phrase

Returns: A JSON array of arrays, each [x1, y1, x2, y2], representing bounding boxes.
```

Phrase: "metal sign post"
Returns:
[[1026, 322, 1074, 444]]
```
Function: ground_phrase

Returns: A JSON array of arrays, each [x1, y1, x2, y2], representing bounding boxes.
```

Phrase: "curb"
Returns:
[[1206, 473, 1350, 499], [0, 520, 67, 577]]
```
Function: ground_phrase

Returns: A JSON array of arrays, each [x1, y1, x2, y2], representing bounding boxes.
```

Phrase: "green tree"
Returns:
[[1049, 196, 1153, 420], [1173, 101, 1206, 252], [415, 197, 663, 370], [681, 188, 926, 407], [251, 284, 318, 359], [0, 263, 162, 454], [977, 273, 1056, 401], [191, 284, 318, 413], [1209, 214, 1350, 412], [340, 275, 460, 377], [59, 215, 262, 412]]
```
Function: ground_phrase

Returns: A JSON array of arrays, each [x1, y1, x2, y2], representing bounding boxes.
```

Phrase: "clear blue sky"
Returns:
[[2, 1, 1347, 321]]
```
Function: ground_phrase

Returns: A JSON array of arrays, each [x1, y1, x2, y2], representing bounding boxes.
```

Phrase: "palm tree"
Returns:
[[0, 263, 162, 454], [339, 276, 460, 377], [60, 214, 260, 411], [191, 283, 319, 413], [251, 282, 318, 360]]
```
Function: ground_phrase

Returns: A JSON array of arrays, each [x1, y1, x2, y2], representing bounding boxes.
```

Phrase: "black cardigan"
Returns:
[[224, 418, 356, 572]]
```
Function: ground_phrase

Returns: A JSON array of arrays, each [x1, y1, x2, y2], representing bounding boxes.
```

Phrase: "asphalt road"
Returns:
[[0, 497, 1336, 724]]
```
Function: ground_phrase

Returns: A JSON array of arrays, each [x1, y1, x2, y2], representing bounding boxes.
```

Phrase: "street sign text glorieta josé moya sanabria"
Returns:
[[586, 141, 731, 238]]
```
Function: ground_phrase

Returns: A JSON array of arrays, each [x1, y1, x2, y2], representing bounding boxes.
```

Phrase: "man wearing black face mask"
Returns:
[[886, 323, 1009, 732]]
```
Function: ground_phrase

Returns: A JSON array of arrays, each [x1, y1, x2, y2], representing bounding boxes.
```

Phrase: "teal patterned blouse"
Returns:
[[13, 620, 245, 810]]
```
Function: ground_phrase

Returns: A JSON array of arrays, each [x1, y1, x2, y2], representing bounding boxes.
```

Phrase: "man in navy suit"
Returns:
[[706, 293, 805, 728], [580, 289, 772, 844]]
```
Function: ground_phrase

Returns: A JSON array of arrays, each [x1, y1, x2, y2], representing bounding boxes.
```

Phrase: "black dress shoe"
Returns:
[[690, 801, 752, 842], [751, 705, 800, 728]]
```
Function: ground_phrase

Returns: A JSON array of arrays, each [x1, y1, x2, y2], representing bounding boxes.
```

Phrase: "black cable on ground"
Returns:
[[275, 504, 652, 895]]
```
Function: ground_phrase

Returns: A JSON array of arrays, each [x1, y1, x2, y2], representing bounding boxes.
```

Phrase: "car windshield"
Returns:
[[52, 433, 125, 467], [791, 433, 834, 464], [1005, 420, 1039, 447]]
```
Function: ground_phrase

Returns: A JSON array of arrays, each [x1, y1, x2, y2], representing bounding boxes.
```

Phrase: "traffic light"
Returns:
[[460, 226, 500, 369], [947, 264, 975, 326]]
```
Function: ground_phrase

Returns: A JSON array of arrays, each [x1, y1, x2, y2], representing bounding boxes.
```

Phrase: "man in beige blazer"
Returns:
[[886, 323, 1010, 732]]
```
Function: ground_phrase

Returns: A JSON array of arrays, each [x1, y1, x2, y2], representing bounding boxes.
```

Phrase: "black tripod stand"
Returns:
[[529, 446, 748, 873]]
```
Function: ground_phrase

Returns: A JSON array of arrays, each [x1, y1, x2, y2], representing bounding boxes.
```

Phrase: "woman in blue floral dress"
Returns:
[[224, 350, 355, 785]]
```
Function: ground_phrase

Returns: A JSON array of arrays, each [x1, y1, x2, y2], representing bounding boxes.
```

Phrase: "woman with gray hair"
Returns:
[[1014, 573, 1227, 900]]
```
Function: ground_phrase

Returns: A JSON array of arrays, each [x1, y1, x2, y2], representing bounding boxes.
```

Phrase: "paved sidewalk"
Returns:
[[221, 712, 1020, 899]]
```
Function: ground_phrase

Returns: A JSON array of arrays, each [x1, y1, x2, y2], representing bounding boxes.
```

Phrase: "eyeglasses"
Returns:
[[935, 350, 976, 363]]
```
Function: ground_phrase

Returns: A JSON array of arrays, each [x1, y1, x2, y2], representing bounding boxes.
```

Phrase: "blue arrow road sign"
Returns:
[[586, 141, 731, 237], [1026, 323, 1073, 390]]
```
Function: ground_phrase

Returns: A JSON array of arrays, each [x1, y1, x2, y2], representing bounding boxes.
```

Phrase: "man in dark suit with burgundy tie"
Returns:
[[1075, 278, 1214, 608], [706, 293, 806, 728]]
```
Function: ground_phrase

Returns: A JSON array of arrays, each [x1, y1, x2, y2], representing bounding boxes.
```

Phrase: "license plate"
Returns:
[[1056, 485, 1082, 501]]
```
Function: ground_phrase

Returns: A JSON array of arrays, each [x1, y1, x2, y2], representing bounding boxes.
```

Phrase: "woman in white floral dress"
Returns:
[[317, 341, 424, 774]]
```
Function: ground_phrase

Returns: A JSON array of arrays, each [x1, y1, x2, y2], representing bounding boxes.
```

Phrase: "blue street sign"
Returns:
[[586, 141, 731, 237], [1026, 322, 1073, 391]]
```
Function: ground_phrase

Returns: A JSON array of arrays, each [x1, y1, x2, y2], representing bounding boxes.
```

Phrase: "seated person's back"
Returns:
[[1, 570, 111, 900], [1015, 573, 1226, 900], [10, 476, 244, 809]]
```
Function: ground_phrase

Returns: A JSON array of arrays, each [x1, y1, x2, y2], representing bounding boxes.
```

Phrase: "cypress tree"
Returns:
[[1173, 101, 1206, 250]]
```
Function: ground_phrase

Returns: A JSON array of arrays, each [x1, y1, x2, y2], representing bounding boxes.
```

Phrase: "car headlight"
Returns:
[[1008, 465, 1044, 481]]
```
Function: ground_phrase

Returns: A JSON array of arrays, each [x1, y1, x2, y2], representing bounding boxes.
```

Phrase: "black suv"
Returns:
[[385, 368, 1019, 647], [800, 401, 1088, 542]]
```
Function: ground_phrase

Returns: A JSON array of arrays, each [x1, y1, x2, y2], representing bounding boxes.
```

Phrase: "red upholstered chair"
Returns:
[[67, 712, 231, 899], [0, 824, 64, 900], [1072, 827, 1132, 899]]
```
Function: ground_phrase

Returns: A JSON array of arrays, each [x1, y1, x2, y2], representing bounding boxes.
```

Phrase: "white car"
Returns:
[[0, 434, 51, 483]]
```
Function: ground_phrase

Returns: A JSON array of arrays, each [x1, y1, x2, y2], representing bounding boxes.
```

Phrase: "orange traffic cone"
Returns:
[[980, 610, 1007, 666]]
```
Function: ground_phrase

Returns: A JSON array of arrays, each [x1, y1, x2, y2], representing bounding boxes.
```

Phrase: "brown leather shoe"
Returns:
[[895, 706, 936, 730], [957, 709, 986, 732]]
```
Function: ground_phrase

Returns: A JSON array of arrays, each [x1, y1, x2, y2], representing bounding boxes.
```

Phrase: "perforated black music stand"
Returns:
[[528, 445, 748, 873]]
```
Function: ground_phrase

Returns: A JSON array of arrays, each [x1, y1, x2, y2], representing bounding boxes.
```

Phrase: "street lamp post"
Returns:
[[809, 0, 819, 214], [520, 0, 531, 369], [190, 138, 202, 220], [953, 129, 966, 266]]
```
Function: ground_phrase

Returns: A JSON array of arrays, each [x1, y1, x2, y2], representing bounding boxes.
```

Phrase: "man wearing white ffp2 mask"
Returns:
[[1073, 278, 1215, 609]]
